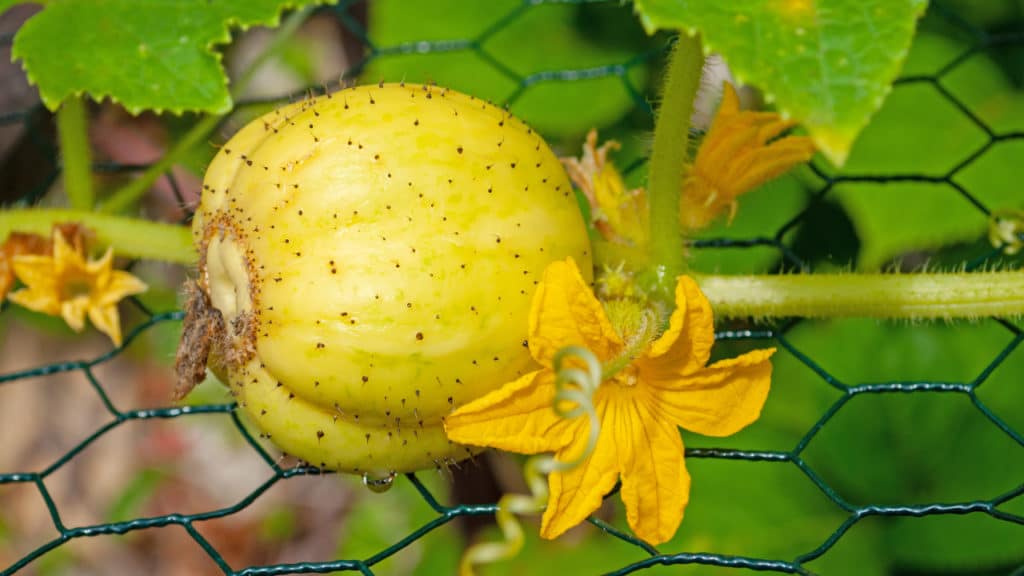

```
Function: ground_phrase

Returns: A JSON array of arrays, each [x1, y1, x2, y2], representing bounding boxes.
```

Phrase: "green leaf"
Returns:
[[11, 0, 332, 114], [632, 0, 928, 166]]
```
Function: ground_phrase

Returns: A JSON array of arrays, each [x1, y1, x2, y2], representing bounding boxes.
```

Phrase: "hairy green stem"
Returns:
[[698, 272, 1024, 319], [56, 96, 94, 209], [641, 34, 703, 303], [0, 209, 195, 264], [99, 6, 315, 215]]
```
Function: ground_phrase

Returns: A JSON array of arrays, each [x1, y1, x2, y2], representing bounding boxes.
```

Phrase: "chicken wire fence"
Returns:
[[1, 0, 1023, 574]]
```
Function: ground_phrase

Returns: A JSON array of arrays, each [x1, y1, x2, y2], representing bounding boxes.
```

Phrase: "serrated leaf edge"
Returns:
[[634, 0, 929, 166], [11, 0, 336, 115]]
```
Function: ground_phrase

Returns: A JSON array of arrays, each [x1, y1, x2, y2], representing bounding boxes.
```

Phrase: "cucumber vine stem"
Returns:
[[641, 33, 703, 304], [0, 209, 194, 264], [699, 272, 1024, 320], [56, 96, 94, 210]]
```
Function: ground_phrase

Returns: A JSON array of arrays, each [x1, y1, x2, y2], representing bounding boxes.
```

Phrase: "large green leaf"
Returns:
[[632, 0, 928, 166], [9, 0, 332, 114]]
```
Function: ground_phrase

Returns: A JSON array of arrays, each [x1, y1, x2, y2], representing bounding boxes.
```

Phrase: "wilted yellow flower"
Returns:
[[682, 83, 815, 230], [562, 130, 648, 247], [0, 232, 50, 301], [8, 229, 147, 346], [445, 258, 774, 545]]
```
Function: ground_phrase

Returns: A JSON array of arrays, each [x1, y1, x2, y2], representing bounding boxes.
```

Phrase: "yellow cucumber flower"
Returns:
[[444, 258, 774, 544], [682, 82, 815, 230], [0, 232, 50, 301], [562, 129, 648, 247], [8, 229, 147, 346]]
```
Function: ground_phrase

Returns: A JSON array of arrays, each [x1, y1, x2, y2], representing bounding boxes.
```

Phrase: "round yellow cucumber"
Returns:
[[189, 83, 592, 476]]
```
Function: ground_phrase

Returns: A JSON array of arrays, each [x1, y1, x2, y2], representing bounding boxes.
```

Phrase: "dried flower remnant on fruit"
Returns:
[[562, 129, 648, 247], [681, 82, 815, 231], [445, 258, 775, 545], [7, 227, 147, 346], [174, 279, 225, 399]]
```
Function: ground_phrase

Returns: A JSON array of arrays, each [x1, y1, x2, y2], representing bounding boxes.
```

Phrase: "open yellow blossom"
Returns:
[[682, 82, 815, 230], [562, 130, 648, 247], [445, 258, 774, 545], [8, 229, 147, 346]]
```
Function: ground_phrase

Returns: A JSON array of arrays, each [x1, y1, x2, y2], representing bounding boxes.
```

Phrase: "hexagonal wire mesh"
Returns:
[[1, 0, 1023, 574]]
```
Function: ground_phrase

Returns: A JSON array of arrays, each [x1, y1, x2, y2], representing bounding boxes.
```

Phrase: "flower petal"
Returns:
[[86, 247, 114, 286], [618, 391, 690, 545], [11, 254, 59, 294], [528, 258, 622, 365], [51, 230, 85, 276], [754, 117, 800, 145], [718, 82, 741, 117], [7, 285, 60, 315], [88, 303, 124, 347], [97, 270, 148, 306], [60, 298, 89, 332], [644, 348, 775, 437], [731, 138, 816, 193], [540, 392, 620, 540], [643, 276, 714, 376], [696, 115, 762, 176], [444, 370, 578, 455]]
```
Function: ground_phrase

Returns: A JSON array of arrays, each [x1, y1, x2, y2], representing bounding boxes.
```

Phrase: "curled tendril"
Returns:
[[459, 345, 603, 576], [988, 209, 1024, 255]]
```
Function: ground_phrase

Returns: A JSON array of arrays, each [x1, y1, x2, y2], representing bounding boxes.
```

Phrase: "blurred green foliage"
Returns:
[[335, 474, 461, 575], [106, 468, 168, 524]]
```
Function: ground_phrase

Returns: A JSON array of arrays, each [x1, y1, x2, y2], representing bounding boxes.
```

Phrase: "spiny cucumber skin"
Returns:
[[194, 84, 592, 474]]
